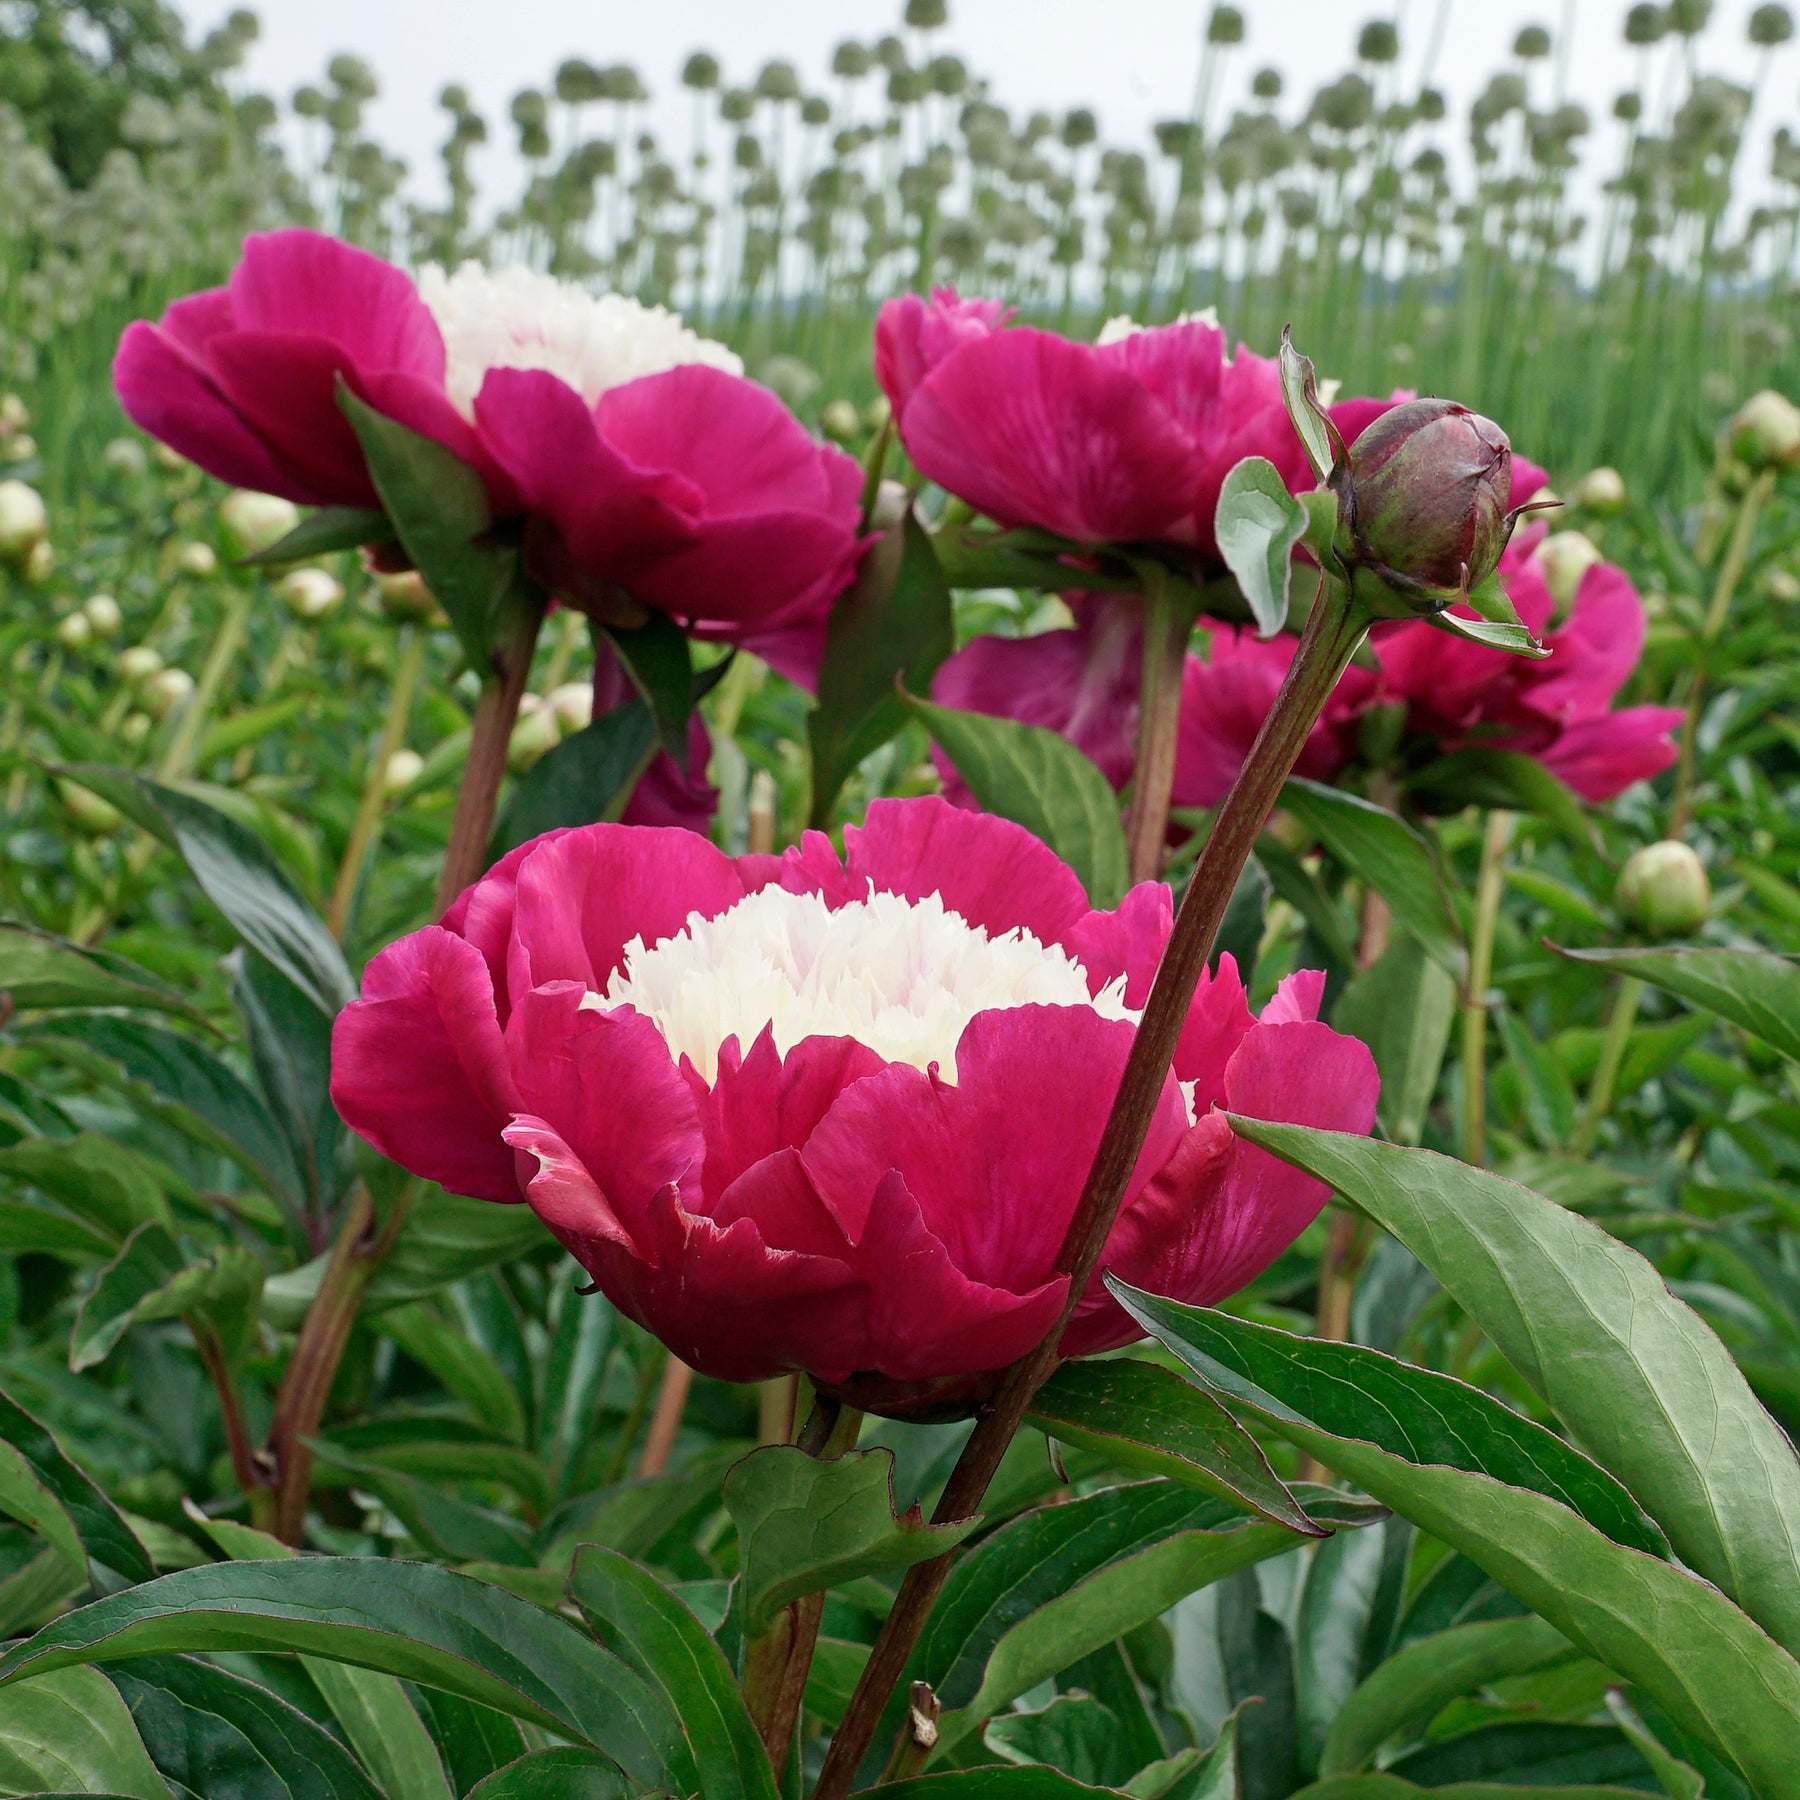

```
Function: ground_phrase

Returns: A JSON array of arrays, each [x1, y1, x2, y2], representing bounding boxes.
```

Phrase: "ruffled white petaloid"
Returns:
[[1095, 308, 1221, 345], [583, 884, 1135, 1085], [419, 262, 744, 418]]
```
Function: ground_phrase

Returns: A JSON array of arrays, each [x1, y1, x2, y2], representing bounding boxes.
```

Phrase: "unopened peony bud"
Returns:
[[864, 394, 892, 435], [507, 696, 559, 772], [58, 780, 123, 835], [102, 438, 149, 479], [1573, 465, 1626, 513], [819, 398, 864, 444], [82, 593, 123, 638], [1767, 567, 1800, 604], [382, 748, 425, 795], [151, 442, 188, 473], [3, 435, 37, 464], [175, 541, 218, 578], [119, 711, 152, 746], [548, 681, 594, 734], [376, 570, 436, 621], [119, 645, 163, 685], [1725, 389, 1800, 470], [55, 612, 94, 651], [1535, 530, 1603, 612], [277, 567, 344, 621], [21, 539, 53, 584], [1617, 840, 1710, 938], [1342, 397, 1515, 610], [143, 667, 195, 720], [0, 395, 26, 437], [220, 489, 300, 557], [0, 479, 47, 561]]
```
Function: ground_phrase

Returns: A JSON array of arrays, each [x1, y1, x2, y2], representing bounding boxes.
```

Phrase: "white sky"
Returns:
[[176, 0, 1793, 211]]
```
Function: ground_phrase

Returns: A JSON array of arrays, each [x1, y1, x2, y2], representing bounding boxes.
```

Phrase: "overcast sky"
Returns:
[[175, 0, 1792, 211]]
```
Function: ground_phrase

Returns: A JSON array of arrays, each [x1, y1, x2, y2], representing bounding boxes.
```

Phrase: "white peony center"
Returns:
[[419, 261, 744, 419], [1096, 307, 1221, 346], [582, 884, 1135, 1085]]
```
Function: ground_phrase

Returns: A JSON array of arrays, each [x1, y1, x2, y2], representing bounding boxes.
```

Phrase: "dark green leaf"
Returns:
[[0, 1203, 112, 1260], [1215, 457, 1310, 637], [1256, 834, 1359, 972], [238, 505, 392, 566], [0, 921, 201, 1021], [1295, 1521, 1390, 1777], [306, 1444, 537, 1567], [1495, 1005, 1578, 1149], [1555, 943, 1800, 1063], [489, 704, 657, 857], [71, 1221, 264, 1372], [107, 1653, 387, 1800], [603, 613, 692, 767], [1127, 1704, 1241, 1800], [0, 1135, 172, 1245], [0, 1559, 677, 1790], [1389, 1720, 1648, 1786], [378, 1305, 527, 1444], [1226, 1119, 1800, 1660], [1281, 779, 1464, 981], [0, 1666, 166, 1797], [1605, 1691, 1705, 1800], [808, 509, 954, 827], [537, 1278, 614, 1496], [1028, 1358, 1324, 1535], [566, 1544, 777, 1800], [723, 1446, 977, 1638], [907, 694, 1128, 908], [1330, 932, 1458, 1145], [985, 1691, 1139, 1788], [466, 1749, 625, 1800], [1211, 856, 1269, 980], [411, 1689, 528, 1798], [879, 1772, 1127, 1800], [1407, 748, 1598, 854]]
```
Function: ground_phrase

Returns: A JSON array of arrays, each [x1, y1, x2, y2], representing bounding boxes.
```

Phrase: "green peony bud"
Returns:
[[1572, 465, 1626, 513], [55, 612, 94, 652], [82, 593, 123, 639], [507, 696, 560, 773], [142, 667, 195, 720], [1616, 840, 1710, 938], [547, 681, 594, 735], [21, 539, 54, 584], [1535, 529, 1603, 613], [376, 570, 438, 622], [277, 566, 345, 621], [119, 711, 152, 747], [819, 398, 864, 444], [220, 489, 301, 556], [175, 541, 218, 578], [1340, 397, 1515, 611], [118, 645, 163, 686], [0, 479, 48, 562], [382, 748, 425, 795], [1724, 389, 1800, 470]]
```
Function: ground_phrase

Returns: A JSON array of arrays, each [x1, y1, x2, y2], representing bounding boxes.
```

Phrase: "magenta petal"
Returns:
[[329, 928, 522, 1203], [1527, 562, 1647, 723], [875, 288, 1011, 418], [1065, 880, 1174, 1008], [1538, 706, 1682, 802], [841, 796, 1093, 947], [899, 328, 1205, 544], [1262, 968, 1327, 1025], [1170, 953, 1256, 1112], [439, 829, 573, 1020]]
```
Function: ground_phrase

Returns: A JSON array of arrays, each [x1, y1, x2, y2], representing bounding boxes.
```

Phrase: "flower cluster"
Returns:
[[331, 799, 1376, 1412], [114, 230, 866, 682]]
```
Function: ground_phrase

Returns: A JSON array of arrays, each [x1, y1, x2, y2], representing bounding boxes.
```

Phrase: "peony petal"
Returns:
[[1262, 968, 1326, 1025], [875, 288, 1012, 419], [1064, 880, 1173, 1008], [439, 829, 573, 1019], [1538, 706, 1683, 802], [330, 928, 522, 1202], [1170, 952, 1256, 1111], [1526, 562, 1647, 724]]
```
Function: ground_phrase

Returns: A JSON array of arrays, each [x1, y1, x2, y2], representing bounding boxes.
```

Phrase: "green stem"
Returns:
[[157, 586, 252, 783], [1571, 975, 1644, 1157], [810, 579, 1374, 1800], [1124, 570, 1194, 887], [328, 625, 425, 941], [1460, 809, 1514, 1170]]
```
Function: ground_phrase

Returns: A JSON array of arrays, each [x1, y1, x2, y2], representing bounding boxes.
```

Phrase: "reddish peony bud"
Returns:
[[1341, 397, 1515, 609], [1616, 840, 1710, 938]]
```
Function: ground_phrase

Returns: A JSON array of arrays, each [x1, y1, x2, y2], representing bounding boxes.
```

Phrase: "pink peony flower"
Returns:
[[330, 799, 1377, 1411], [114, 230, 497, 512]]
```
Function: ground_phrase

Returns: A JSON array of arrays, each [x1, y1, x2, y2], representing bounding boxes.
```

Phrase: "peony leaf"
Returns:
[[466, 1748, 625, 1799], [69, 1220, 264, 1373], [1406, 748, 1600, 858], [602, 612, 692, 768], [984, 1691, 1141, 1789], [489, 702, 657, 857], [0, 1666, 166, 1798], [906, 694, 1129, 908], [809, 509, 955, 828], [0, 1133, 173, 1246], [1027, 1357, 1325, 1536], [0, 921, 202, 1023], [1214, 456, 1310, 638], [1422, 608, 1551, 657], [1222, 1119, 1800, 1661], [1330, 932, 1458, 1145], [878, 1772, 1126, 1800], [1279, 329, 1337, 484], [235, 504, 392, 567], [306, 1442, 537, 1567], [724, 1446, 979, 1638]]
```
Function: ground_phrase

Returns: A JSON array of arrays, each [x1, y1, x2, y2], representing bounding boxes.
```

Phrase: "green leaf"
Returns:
[[1291, 1782, 1648, 1800], [0, 1560, 679, 1789], [1406, 748, 1599, 855], [907, 694, 1129, 908], [1212, 856, 1270, 980], [0, 922, 201, 1021], [537, 1275, 614, 1495], [1605, 1690, 1705, 1800], [1226, 1120, 1800, 1660], [1281, 779, 1464, 982], [1027, 1357, 1325, 1535], [897, 1480, 1380, 1762], [1495, 1005, 1578, 1149], [490, 703, 657, 857], [985, 1691, 1140, 1789], [723, 1446, 978, 1639], [808, 508, 954, 827], [1126, 1705, 1242, 1800], [237, 505, 392, 566], [199, 694, 314, 764], [378, 1304, 527, 1444], [106, 1653, 387, 1800], [1295, 1520, 1390, 1777], [466, 1748, 625, 1800], [1330, 932, 1458, 1145], [410, 1689, 527, 1797], [1388, 1720, 1648, 1785], [603, 613, 692, 766], [1279, 330, 1336, 484], [306, 1443, 537, 1567], [566, 1544, 777, 1800], [882, 1773, 1127, 1800], [1110, 1292, 1667, 1557], [1214, 456, 1310, 637], [1555, 942, 1800, 1063], [0, 1387, 153, 1589], [1256, 834, 1359, 971], [0, 1667, 165, 1798], [0, 1135, 172, 1246], [70, 1221, 264, 1372], [1320, 1616, 1575, 1774], [1118, 1279, 1800, 1796], [1423, 609, 1552, 657], [338, 386, 525, 670]]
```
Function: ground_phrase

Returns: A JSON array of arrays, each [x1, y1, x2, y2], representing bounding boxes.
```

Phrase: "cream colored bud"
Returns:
[[82, 593, 123, 638], [58, 780, 123, 835], [2, 435, 36, 464], [118, 645, 163, 685], [22, 539, 53, 584], [0, 394, 27, 435], [1767, 567, 1800, 604], [376, 570, 441, 623], [143, 667, 195, 720], [1726, 389, 1800, 469], [548, 681, 594, 734], [1572, 465, 1626, 513], [507, 696, 559, 773], [819, 398, 864, 444], [119, 711, 152, 746], [55, 612, 93, 651], [1617, 840, 1710, 939], [382, 748, 425, 795], [0, 479, 47, 560], [220, 489, 300, 557], [863, 395, 892, 434], [151, 442, 188, 472], [277, 566, 345, 621], [175, 541, 218, 578], [102, 437, 149, 479], [1534, 530, 1604, 612]]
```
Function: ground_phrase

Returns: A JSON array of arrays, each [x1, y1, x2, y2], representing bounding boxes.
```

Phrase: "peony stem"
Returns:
[[157, 586, 253, 784], [1459, 808, 1513, 1170], [434, 598, 546, 916], [1571, 975, 1644, 1157], [811, 578, 1375, 1800], [1125, 570, 1195, 887], [637, 1354, 693, 1478], [328, 624, 425, 941]]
